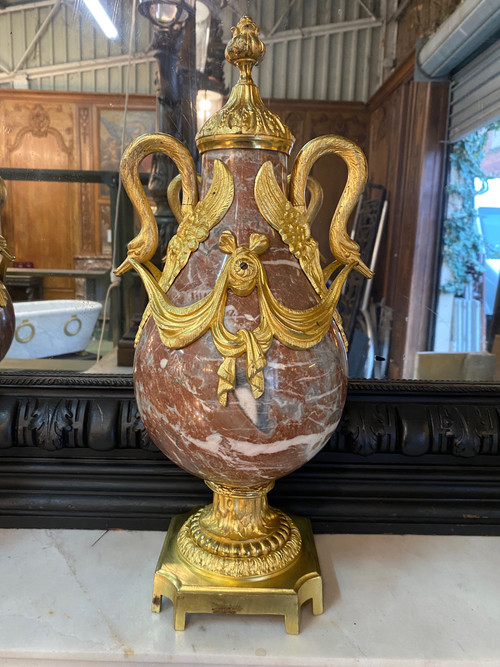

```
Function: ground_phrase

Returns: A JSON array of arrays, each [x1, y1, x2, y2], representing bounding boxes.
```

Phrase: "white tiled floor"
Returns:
[[1, 529, 499, 665]]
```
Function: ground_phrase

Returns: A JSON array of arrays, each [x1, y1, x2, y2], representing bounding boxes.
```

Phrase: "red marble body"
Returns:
[[134, 148, 348, 487], [0, 287, 14, 361]]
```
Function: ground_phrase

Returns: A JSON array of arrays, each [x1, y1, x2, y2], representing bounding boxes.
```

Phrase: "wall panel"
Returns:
[[0, 89, 155, 299], [368, 55, 449, 378]]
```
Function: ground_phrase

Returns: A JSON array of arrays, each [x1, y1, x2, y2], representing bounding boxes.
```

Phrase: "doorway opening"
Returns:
[[427, 122, 500, 380]]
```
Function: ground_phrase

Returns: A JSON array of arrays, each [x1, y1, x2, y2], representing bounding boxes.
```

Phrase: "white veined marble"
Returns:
[[6, 299, 102, 359], [0, 529, 500, 666]]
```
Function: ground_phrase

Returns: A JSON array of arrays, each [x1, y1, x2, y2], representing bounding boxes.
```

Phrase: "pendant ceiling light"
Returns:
[[138, 0, 195, 29]]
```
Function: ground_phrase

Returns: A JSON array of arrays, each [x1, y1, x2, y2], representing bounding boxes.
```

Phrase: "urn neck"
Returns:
[[201, 480, 277, 541]]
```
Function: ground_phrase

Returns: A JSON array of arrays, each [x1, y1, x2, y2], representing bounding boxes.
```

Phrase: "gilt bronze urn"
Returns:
[[116, 16, 371, 633]]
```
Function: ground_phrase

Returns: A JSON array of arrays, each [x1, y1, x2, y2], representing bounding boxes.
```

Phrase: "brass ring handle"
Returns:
[[64, 314, 82, 337], [15, 319, 35, 344]]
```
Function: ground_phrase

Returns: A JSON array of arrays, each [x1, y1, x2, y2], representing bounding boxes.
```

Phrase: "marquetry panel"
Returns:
[[76, 104, 96, 256], [92, 102, 155, 266]]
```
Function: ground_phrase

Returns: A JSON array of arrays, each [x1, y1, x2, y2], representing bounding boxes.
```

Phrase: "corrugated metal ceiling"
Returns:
[[0, 0, 390, 101]]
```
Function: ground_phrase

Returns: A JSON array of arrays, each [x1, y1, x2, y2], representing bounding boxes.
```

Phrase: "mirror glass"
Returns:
[[0, 0, 495, 381]]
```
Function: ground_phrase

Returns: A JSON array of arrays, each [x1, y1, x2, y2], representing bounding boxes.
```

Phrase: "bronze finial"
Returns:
[[225, 15, 265, 80], [195, 15, 294, 154]]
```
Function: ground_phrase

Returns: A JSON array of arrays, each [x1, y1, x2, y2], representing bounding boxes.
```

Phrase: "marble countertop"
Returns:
[[1, 528, 499, 666]]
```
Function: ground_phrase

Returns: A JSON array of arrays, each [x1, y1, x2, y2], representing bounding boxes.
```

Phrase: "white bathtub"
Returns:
[[6, 299, 102, 359]]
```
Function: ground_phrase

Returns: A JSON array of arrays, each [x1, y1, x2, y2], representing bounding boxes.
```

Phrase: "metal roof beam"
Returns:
[[269, 0, 299, 36], [0, 0, 59, 12], [12, 0, 62, 75], [261, 18, 383, 45], [355, 0, 377, 21], [0, 53, 155, 84]]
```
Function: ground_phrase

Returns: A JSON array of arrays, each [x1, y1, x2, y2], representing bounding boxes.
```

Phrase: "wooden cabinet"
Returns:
[[0, 97, 79, 299], [0, 90, 154, 299]]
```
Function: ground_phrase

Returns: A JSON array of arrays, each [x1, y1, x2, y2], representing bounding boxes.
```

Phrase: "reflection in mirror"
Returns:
[[0, 0, 498, 381], [430, 122, 500, 382]]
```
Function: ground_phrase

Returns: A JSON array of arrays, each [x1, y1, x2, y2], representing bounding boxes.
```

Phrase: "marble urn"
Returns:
[[0, 178, 15, 361], [116, 16, 371, 633]]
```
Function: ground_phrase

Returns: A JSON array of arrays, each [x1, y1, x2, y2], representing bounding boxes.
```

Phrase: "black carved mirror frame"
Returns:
[[1, 370, 499, 534]]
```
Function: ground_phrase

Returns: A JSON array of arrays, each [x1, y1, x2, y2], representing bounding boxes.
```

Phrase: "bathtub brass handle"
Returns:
[[64, 314, 82, 337], [15, 319, 35, 344]]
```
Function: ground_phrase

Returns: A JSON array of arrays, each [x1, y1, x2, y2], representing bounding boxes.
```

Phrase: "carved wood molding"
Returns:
[[8, 103, 73, 155], [1, 371, 500, 532], [368, 52, 415, 111], [1, 372, 500, 458]]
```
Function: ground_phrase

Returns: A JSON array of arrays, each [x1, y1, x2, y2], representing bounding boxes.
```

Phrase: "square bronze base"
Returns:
[[152, 511, 323, 634]]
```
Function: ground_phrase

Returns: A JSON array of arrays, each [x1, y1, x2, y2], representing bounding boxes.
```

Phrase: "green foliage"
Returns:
[[441, 128, 491, 296]]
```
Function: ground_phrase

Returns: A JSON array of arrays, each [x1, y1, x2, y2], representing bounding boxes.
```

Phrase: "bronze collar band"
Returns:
[[196, 134, 293, 155]]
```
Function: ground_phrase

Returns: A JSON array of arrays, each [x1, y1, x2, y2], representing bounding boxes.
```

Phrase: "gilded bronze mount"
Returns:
[[151, 482, 322, 633], [116, 15, 369, 633]]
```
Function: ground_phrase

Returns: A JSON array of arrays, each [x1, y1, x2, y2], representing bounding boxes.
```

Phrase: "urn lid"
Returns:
[[195, 16, 295, 155]]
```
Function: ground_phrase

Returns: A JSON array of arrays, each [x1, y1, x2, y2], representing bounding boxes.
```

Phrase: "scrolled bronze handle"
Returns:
[[115, 133, 199, 275], [289, 134, 372, 278]]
